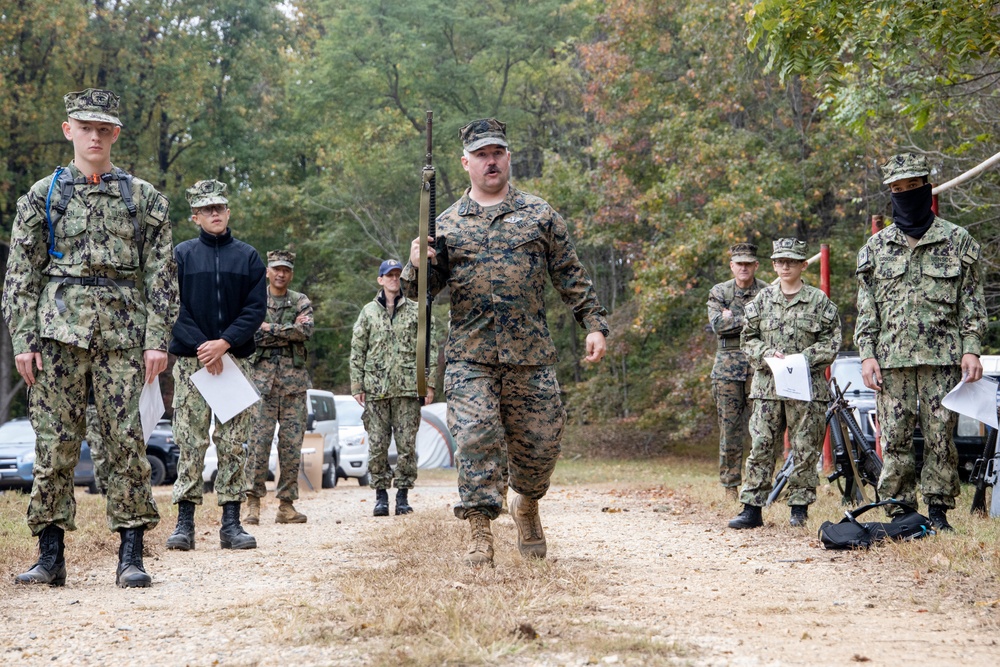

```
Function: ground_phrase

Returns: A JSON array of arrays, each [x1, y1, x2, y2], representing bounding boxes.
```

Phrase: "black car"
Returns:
[[830, 351, 998, 481], [145, 419, 180, 486]]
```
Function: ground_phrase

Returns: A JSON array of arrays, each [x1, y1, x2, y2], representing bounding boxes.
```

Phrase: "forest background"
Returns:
[[1, 0, 999, 453]]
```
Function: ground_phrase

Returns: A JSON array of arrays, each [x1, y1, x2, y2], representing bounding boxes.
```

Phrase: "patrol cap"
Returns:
[[460, 118, 508, 152], [770, 238, 808, 261], [880, 153, 930, 185], [729, 242, 758, 263], [64, 88, 122, 127], [185, 179, 229, 209], [379, 259, 403, 277], [268, 250, 295, 269]]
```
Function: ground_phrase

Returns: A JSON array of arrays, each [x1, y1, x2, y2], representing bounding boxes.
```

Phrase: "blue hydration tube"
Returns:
[[45, 167, 65, 259]]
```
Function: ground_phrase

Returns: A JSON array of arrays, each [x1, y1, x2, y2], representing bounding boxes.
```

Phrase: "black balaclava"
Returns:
[[891, 183, 934, 239]]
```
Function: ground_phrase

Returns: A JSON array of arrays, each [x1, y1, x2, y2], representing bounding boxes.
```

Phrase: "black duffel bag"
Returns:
[[818, 499, 933, 549]]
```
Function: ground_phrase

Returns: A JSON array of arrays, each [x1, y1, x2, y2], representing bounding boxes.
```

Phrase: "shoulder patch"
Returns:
[[744, 300, 759, 321], [15, 195, 40, 226], [856, 245, 872, 273], [822, 300, 839, 324], [147, 193, 169, 225], [962, 239, 981, 266]]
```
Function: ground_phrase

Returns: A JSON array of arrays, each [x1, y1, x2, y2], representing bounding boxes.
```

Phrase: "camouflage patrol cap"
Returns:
[[729, 243, 758, 263], [460, 118, 508, 152], [185, 179, 229, 209], [267, 250, 295, 269], [770, 238, 808, 261], [880, 153, 930, 185], [64, 88, 122, 127]]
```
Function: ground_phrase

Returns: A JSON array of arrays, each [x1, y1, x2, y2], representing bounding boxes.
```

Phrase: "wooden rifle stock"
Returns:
[[416, 111, 436, 401]]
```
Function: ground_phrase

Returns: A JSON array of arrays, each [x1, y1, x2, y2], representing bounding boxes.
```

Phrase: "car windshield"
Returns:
[[831, 358, 871, 395], [0, 420, 36, 445], [335, 398, 364, 427]]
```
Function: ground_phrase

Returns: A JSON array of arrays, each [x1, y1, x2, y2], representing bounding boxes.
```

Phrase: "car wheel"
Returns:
[[358, 472, 370, 487], [322, 466, 337, 489], [147, 454, 167, 486], [87, 480, 100, 495], [204, 471, 217, 494]]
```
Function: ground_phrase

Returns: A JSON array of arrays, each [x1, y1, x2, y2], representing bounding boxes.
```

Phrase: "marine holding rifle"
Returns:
[[728, 238, 841, 530], [855, 153, 987, 532], [3, 88, 177, 588], [707, 243, 768, 501], [402, 118, 609, 566]]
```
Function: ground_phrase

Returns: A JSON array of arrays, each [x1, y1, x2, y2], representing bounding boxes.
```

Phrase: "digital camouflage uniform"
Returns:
[[740, 240, 841, 508], [248, 278, 314, 501], [350, 286, 436, 490], [708, 244, 767, 488], [856, 155, 987, 513], [86, 400, 107, 494], [401, 183, 608, 521], [1, 92, 176, 536]]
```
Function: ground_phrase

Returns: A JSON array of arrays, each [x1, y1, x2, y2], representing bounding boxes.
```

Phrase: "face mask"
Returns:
[[890, 183, 934, 239]]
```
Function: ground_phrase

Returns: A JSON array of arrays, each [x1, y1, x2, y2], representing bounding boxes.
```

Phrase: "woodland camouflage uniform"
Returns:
[[350, 275, 436, 491], [400, 174, 608, 521], [855, 153, 987, 514], [2, 89, 176, 538], [739, 239, 842, 509], [707, 243, 767, 489], [248, 251, 314, 502]]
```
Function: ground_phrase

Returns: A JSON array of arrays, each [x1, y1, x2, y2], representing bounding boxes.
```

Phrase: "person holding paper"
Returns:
[[708, 242, 768, 501], [855, 153, 988, 532], [166, 179, 266, 552], [2, 88, 177, 588], [728, 238, 841, 530]]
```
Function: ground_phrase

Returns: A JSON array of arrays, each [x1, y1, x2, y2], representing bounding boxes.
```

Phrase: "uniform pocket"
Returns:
[[103, 211, 139, 270], [922, 258, 960, 304]]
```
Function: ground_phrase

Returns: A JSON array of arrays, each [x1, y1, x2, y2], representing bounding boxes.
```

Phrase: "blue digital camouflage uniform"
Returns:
[[248, 286, 313, 500], [401, 185, 608, 520], [350, 290, 436, 490], [2, 162, 176, 535], [856, 215, 986, 512], [708, 267, 768, 489], [739, 246, 841, 508]]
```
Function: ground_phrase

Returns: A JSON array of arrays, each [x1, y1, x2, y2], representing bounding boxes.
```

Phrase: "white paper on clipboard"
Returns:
[[764, 353, 813, 402], [139, 379, 166, 444], [189, 354, 260, 424]]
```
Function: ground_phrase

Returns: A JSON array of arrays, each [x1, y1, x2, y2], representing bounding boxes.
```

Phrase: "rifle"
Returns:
[[766, 453, 793, 507], [416, 110, 436, 403], [970, 425, 999, 516], [826, 379, 882, 505]]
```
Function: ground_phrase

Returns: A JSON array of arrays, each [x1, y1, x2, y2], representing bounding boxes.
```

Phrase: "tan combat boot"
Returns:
[[510, 493, 546, 559], [275, 499, 307, 524], [725, 487, 739, 503], [244, 495, 261, 525], [463, 512, 494, 566]]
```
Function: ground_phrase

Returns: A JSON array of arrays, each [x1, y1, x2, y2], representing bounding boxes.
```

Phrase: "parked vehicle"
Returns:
[[145, 419, 180, 486], [334, 394, 375, 486], [830, 352, 1000, 481], [0, 418, 97, 493]]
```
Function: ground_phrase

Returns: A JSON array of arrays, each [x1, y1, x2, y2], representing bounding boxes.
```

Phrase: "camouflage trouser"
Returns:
[[877, 365, 961, 512], [712, 377, 752, 488], [446, 361, 564, 521], [171, 356, 254, 506], [247, 389, 306, 500], [85, 402, 108, 494], [26, 339, 159, 535], [363, 397, 421, 490], [740, 398, 826, 507]]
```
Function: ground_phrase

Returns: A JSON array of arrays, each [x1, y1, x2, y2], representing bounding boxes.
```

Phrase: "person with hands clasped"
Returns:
[[728, 238, 841, 530]]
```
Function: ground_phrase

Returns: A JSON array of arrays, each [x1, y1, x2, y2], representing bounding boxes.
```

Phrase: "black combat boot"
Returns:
[[395, 488, 413, 515], [728, 504, 763, 529], [166, 500, 196, 551], [15, 524, 67, 586], [790, 505, 808, 527], [219, 502, 257, 549], [373, 489, 389, 517], [928, 505, 954, 532], [116, 528, 152, 588]]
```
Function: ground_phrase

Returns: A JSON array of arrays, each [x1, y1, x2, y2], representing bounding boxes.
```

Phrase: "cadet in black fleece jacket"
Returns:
[[167, 179, 265, 554]]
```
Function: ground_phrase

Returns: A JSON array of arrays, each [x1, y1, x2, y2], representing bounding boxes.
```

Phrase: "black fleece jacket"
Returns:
[[169, 228, 266, 359]]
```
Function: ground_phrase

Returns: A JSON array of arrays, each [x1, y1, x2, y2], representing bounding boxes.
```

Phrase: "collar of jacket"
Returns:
[[198, 227, 234, 247], [457, 185, 526, 217], [768, 283, 810, 306], [886, 217, 947, 247], [376, 289, 405, 310]]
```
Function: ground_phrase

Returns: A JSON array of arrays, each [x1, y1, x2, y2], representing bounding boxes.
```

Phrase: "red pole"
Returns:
[[931, 189, 939, 216], [820, 244, 833, 471], [871, 215, 884, 235]]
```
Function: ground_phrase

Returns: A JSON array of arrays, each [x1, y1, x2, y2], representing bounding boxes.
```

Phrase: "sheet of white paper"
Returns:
[[189, 354, 261, 424], [764, 353, 813, 402], [942, 376, 999, 428], [139, 379, 166, 444]]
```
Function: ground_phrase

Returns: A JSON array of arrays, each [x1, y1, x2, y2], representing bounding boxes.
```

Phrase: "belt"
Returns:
[[718, 336, 741, 349], [266, 347, 294, 358], [48, 276, 136, 314]]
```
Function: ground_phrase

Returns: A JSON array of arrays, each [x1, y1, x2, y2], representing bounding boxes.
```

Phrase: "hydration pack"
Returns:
[[818, 499, 932, 549]]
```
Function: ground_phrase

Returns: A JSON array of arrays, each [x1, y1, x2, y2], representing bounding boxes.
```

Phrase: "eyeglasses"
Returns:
[[195, 204, 227, 215], [772, 259, 802, 268]]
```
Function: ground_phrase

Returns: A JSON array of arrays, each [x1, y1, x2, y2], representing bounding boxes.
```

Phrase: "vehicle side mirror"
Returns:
[[307, 413, 315, 432]]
